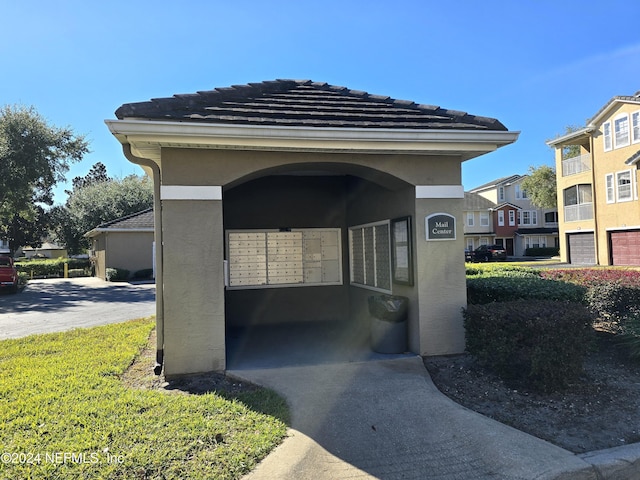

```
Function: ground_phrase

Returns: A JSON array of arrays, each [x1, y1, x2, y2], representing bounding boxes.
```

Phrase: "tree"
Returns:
[[51, 174, 153, 254], [0, 105, 89, 253], [67, 161, 110, 194], [521, 165, 557, 209]]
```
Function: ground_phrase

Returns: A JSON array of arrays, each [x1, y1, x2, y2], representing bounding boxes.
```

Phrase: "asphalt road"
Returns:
[[0, 277, 156, 340]]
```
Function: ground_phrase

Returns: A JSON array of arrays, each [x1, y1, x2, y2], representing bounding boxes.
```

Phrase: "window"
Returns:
[[603, 121, 612, 151], [498, 186, 505, 201], [349, 221, 391, 292], [480, 212, 489, 227], [564, 184, 592, 206], [508, 210, 515, 226], [466, 212, 474, 227], [614, 114, 630, 148], [633, 111, 640, 144], [563, 184, 593, 221], [617, 170, 633, 202], [515, 184, 528, 199], [518, 211, 538, 226], [498, 210, 505, 226], [606, 173, 615, 203], [544, 211, 558, 223]]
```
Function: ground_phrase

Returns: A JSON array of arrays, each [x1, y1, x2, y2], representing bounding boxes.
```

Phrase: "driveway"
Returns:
[[0, 277, 155, 339]]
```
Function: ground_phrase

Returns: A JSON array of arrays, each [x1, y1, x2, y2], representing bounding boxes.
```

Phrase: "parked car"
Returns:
[[464, 249, 473, 262], [0, 256, 18, 293], [472, 245, 507, 262]]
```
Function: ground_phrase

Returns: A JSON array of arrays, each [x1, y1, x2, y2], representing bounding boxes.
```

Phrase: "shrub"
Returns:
[[618, 313, 640, 360], [463, 300, 594, 392], [67, 269, 87, 278], [466, 276, 586, 305], [585, 283, 640, 324], [15, 258, 91, 278], [525, 247, 559, 257], [105, 268, 130, 281], [466, 264, 541, 277], [133, 268, 154, 279], [540, 268, 640, 288]]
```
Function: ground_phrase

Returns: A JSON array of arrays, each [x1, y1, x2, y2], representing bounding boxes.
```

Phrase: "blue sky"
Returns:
[[3, 0, 640, 204]]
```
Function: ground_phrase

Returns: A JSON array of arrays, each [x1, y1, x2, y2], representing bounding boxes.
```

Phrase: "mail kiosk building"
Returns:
[[106, 80, 518, 376]]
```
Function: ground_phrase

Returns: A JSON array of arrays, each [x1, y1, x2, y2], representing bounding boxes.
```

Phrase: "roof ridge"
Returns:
[[96, 208, 153, 229]]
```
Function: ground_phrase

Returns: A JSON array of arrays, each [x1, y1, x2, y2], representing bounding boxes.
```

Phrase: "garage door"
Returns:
[[568, 233, 595, 265], [611, 230, 640, 266]]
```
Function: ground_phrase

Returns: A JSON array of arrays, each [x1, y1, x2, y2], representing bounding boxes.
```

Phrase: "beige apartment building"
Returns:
[[548, 91, 640, 265]]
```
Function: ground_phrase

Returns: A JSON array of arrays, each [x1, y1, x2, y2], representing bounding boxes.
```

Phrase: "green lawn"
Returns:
[[0, 318, 288, 479]]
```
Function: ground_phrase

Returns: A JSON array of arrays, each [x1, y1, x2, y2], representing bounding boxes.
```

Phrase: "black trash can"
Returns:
[[368, 294, 408, 354]]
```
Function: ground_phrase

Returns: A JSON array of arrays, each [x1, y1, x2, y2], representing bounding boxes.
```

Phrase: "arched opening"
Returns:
[[223, 163, 416, 369]]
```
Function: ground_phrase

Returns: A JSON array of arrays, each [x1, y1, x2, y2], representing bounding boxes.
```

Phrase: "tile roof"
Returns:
[[95, 208, 154, 230], [588, 91, 640, 125], [115, 79, 508, 131]]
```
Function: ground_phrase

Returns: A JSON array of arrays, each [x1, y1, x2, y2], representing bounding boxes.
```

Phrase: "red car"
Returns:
[[0, 256, 18, 293]]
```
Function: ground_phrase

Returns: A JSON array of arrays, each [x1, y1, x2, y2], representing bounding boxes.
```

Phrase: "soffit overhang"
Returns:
[[105, 119, 520, 164]]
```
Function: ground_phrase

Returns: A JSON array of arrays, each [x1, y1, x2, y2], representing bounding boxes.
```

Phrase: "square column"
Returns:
[[413, 188, 467, 355], [161, 186, 226, 376]]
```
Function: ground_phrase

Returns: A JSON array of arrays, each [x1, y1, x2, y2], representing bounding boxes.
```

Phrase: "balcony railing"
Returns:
[[564, 203, 593, 222], [562, 154, 591, 176]]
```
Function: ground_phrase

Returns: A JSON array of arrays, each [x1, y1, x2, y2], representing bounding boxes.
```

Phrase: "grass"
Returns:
[[0, 318, 288, 480]]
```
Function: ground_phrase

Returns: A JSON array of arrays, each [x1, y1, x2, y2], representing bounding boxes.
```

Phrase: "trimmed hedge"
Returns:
[[525, 247, 559, 257], [463, 300, 594, 392], [105, 268, 130, 282], [15, 258, 91, 278], [466, 276, 586, 305]]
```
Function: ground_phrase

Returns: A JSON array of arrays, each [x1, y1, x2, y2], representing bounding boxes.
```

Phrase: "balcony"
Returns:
[[564, 203, 593, 222], [562, 154, 591, 176]]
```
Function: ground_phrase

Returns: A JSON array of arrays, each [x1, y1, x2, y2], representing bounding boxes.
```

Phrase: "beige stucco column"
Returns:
[[413, 186, 467, 355], [160, 186, 226, 376]]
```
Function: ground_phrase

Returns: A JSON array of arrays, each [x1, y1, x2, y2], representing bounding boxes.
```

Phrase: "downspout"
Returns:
[[588, 135, 600, 265], [122, 144, 165, 375]]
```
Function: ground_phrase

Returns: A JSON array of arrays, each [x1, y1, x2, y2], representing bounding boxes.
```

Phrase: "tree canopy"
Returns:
[[521, 165, 557, 209], [51, 172, 153, 254], [0, 105, 89, 253]]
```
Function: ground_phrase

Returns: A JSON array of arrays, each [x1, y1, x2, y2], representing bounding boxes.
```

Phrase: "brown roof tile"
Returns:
[[115, 79, 507, 131]]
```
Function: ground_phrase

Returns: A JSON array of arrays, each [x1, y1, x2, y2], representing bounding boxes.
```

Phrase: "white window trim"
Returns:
[[614, 113, 630, 149], [616, 169, 634, 202], [498, 210, 505, 226], [605, 173, 615, 203], [603, 121, 612, 152], [518, 210, 538, 226], [498, 186, 505, 202], [632, 110, 640, 144], [467, 212, 474, 227], [480, 212, 489, 227], [508, 210, 515, 226]]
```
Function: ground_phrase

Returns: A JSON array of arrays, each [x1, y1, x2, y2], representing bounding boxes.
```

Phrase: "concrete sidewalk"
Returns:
[[231, 357, 640, 480]]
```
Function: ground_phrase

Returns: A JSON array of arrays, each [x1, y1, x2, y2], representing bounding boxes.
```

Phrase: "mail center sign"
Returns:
[[426, 213, 456, 241]]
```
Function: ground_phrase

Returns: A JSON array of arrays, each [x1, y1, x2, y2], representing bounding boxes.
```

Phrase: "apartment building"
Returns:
[[466, 175, 559, 256], [548, 91, 640, 265]]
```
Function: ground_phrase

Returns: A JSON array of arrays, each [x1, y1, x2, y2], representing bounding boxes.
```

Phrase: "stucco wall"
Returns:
[[415, 197, 467, 355], [157, 146, 468, 374], [591, 103, 640, 264], [345, 178, 419, 350], [162, 199, 226, 375], [104, 231, 154, 276]]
